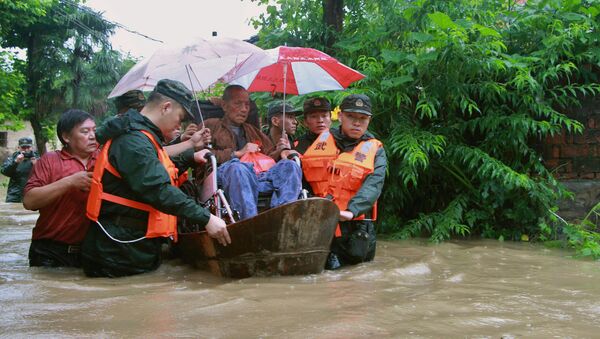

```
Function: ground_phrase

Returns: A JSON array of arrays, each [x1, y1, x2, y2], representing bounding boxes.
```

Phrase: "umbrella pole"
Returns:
[[189, 65, 212, 126], [184, 64, 206, 129], [281, 62, 288, 140]]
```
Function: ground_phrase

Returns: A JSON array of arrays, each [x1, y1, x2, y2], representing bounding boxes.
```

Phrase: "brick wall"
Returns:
[[542, 95, 600, 179], [540, 95, 600, 221]]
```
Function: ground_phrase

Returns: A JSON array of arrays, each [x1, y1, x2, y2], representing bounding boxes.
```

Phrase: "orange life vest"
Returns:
[[86, 130, 182, 242], [327, 139, 381, 221], [301, 131, 338, 197], [303, 133, 381, 236]]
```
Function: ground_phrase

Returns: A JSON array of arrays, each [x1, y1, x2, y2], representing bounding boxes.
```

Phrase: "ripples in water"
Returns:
[[1, 204, 600, 337]]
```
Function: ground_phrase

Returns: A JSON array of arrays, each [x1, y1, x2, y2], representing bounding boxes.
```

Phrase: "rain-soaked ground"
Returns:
[[1, 201, 600, 338]]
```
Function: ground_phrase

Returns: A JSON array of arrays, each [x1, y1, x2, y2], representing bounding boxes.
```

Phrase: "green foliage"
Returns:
[[0, 51, 27, 130], [250, 0, 330, 50], [251, 0, 600, 245], [394, 194, 471, 243], [0, 0, 119, 153], [559, 203, 600, 258], [0, 0, 50, 34]]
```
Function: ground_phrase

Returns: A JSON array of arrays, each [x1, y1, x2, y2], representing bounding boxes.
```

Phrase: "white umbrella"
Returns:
[[108, 37, 264, 98]]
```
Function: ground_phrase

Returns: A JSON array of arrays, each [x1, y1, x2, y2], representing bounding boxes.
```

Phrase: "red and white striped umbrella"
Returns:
[[224, 46, 365, 95]]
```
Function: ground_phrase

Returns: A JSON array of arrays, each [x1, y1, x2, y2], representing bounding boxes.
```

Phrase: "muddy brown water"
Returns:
[[1, 202, 600, 338]]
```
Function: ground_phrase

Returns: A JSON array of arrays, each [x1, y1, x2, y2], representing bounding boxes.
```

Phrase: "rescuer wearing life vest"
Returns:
[[81, 79, 230, 278], [302, 94, 387, 270], [294, 97, 332, 155]]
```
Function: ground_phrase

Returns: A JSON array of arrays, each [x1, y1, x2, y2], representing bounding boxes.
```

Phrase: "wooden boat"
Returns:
[[177, 198, 339, 278]]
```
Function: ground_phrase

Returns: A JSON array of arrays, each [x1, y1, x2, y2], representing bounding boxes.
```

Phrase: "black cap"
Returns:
[[18, 137, 33, 147], [267, 101, 302, 120], [153, 79, 195, 121], [340, 94, 372, 116], [303, 97, 331, 114]]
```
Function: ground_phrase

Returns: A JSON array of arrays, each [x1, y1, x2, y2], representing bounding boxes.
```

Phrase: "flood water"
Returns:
[[1, 202, 600, 338]]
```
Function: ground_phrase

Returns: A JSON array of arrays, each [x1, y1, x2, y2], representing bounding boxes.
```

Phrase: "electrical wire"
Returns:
[[54, 4, 109, 43], [60, 0, 163, 43]]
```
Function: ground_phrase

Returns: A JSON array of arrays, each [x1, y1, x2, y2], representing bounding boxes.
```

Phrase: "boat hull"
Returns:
[[178, 198, 339, 278]]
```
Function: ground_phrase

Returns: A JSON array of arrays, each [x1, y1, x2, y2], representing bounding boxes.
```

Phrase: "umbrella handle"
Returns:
[[185, 64, 206, 128]]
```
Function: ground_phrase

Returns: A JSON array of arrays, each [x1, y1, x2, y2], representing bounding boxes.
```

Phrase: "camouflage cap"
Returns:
[[115, 90, 146, 112], [267, 101, 302, 120], [153, 79, 195, 121], [303, 97, 331, 114], [18, 137, 33, 147], [340, 94, 372, 116]]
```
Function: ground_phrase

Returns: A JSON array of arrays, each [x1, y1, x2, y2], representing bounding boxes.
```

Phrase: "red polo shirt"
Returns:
[[24, 149, 98, 244]]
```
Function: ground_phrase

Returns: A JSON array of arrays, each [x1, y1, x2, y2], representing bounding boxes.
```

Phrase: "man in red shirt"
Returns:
[[24, 109, 98, 267]]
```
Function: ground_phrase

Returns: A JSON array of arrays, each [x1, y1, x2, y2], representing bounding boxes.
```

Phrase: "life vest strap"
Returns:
[[100, 191, 153, 213], [105, 162, 121, 178]]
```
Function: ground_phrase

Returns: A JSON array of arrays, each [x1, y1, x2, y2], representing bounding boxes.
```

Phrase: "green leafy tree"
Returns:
[[250, 0, 600, 244], [56, 47, 131, 117], [0, 0, 115, 153], [0, 51, 28, 131]]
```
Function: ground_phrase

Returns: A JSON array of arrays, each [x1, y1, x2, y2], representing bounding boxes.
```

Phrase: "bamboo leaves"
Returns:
[[389, 126, 446, 186]]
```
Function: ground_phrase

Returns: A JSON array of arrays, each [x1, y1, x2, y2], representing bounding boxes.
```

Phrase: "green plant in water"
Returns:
[[558, 203, 600, 259]]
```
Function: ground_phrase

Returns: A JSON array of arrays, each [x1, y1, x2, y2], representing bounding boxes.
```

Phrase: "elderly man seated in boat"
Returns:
[[204, 85, 302, 220]]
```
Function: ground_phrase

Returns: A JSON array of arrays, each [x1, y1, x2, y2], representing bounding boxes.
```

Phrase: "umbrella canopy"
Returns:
[[224, 46, 365, 95], [108, 37, 264, 98]]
